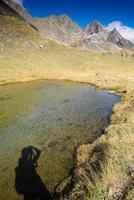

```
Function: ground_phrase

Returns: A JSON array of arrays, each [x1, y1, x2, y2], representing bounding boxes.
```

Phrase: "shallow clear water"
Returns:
[[0, 80, 120, 199]]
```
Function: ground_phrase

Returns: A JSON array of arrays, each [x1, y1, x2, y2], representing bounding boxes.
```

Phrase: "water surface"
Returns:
[[0, 80, 120, 199]]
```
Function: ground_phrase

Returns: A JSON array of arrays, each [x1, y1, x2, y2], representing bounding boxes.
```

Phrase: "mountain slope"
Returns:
[[0, 0, 38, 30], [82, 21, 108, 37], [0, 1, 81, 44], [72, 21, 134, 51], [0, 0, 134, 51], [34, 14, 82, 44], [0, 15, 50, 51], [72, 21, 118, 51], [0, 0, 23, 19], [108, 28, 134, 50]]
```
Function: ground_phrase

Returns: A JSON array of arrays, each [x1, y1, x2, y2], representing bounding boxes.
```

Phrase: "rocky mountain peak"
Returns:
[[84, 20, 106, 35], [108, 28, 134, 49], [112, 28, 120, 33], [34, 14, 81, 44], [110, 28, 122, 38], [58, 14, 72, 21], [108, 28, 123, 42]]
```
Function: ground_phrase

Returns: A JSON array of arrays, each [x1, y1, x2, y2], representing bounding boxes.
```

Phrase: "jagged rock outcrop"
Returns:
[[72, 21, 118, 51], [108, 28, 134, 50], [73, 21, 134, 51], [82, 21, 108, 37]]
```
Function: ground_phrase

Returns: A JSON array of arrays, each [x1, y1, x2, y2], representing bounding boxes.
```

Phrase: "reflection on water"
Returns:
[[0, 80, 120, 200]]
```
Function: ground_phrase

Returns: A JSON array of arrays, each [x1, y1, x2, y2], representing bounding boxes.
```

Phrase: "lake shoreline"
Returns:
[[0, 75, 134, 199], [0, 79, 121, 199]]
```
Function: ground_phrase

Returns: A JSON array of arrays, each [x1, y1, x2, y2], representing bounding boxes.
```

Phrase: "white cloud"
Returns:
[[107, 21, 134, 43]]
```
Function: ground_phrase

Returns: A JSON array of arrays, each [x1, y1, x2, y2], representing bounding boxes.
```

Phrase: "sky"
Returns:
[[14, 0, 134, 42]]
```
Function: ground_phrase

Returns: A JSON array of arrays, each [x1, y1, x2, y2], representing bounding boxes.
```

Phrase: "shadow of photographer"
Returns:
[[15, 146, 53, 200]]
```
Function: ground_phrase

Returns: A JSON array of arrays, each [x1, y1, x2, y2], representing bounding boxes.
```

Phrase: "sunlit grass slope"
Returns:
[[0, 16, 134, 86]]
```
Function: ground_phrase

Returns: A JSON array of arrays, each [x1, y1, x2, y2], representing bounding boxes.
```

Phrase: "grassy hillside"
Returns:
[[0, 16, 134, 200], [0, 16, 134, 86]]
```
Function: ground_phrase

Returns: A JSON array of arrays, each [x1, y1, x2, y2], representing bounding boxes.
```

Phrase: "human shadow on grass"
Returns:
[[15, 146, 53, 200]]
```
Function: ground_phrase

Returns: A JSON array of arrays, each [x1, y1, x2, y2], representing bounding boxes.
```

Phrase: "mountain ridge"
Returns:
[[0, 0, 134, 51], [34, 14, 82, 44]]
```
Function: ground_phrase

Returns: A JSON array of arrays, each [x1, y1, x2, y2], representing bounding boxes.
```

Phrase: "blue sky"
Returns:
[[22, 0, 134, 28]]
